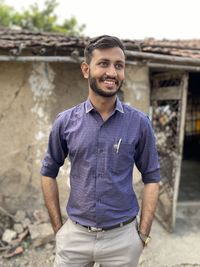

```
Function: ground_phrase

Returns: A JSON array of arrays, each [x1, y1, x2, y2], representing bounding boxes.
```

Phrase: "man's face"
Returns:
[[83, 47, 125, 98]]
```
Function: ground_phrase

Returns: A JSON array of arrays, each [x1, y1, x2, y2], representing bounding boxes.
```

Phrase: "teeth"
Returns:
[[104, 80, 115, 85]]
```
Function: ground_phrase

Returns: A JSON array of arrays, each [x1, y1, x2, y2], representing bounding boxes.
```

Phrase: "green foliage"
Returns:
[[0, 0, 14, 26], [0, 0, 85, 35]]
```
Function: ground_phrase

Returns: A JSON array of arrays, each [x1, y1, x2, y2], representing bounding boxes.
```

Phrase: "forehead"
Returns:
[[91, 47, 125, 63]]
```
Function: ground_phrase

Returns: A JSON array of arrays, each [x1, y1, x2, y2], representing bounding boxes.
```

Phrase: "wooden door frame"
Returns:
[[150, 71, 189, 231]]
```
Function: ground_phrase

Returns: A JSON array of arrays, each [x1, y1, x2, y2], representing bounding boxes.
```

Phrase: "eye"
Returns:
[[98, 61, 108, 67], [115, 63, 124, 70]]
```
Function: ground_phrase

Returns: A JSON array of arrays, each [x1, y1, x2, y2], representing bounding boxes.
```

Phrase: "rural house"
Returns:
[[0, 28, 200, 232]]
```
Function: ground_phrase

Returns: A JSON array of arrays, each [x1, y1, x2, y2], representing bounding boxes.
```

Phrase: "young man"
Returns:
[[41, 35, 160, 267]]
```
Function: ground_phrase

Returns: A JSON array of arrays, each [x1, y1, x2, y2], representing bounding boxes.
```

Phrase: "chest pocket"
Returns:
[[111, 143, 134, 174]]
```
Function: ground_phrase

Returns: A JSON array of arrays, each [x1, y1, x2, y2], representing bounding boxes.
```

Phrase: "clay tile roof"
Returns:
[[0, 28, 200, 59], [0, 28, 90, 56]]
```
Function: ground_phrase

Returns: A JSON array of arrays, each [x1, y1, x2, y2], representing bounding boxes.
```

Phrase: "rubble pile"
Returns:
[[0, 207, 54, 260]]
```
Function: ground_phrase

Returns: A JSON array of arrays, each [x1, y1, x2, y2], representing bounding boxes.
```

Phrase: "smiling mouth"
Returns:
[[103, 80, 117, 87], [100, 76, 118, 87]]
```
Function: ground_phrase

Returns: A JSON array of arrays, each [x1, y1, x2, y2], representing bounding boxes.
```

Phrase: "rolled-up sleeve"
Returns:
[[134, 115, 160, 184], [40, 114, 68, 178]]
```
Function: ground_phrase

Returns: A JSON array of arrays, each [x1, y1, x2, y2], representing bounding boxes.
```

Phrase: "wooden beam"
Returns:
[[0, 55, 84, 63], [125, 50, 200, 66], [151, 86, 182, 100], [177, 201, 200, 207], [126, 60, 200, 72], [148, 62, 200, 72]]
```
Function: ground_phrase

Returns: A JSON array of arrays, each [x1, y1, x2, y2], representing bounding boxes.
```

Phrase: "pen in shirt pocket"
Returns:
[[114, 138, 122, 153]]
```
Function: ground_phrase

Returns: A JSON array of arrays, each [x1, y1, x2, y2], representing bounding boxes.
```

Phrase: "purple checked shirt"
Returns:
[[40, 98, 160, 227]]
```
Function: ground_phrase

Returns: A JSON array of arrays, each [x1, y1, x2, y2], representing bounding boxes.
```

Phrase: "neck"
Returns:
[[88, 91, 117, 118]]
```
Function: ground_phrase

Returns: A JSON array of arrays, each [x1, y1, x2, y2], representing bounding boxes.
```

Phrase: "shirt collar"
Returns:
[[115, 97, 124, 114], [85, 97, 124, 114], [85, 99, 94, 113]]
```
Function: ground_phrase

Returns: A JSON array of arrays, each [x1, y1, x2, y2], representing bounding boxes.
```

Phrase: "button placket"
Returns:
[[95, 126, 107, 224]]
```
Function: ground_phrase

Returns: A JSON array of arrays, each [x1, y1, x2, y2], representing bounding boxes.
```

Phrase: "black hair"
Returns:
[[84, 35, 125, 63]]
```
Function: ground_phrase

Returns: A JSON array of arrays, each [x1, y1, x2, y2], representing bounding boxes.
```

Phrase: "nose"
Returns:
[[105, 64, 117, 77]]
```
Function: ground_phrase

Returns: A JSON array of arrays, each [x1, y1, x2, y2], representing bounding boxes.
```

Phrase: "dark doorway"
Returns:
[[179, 73, 200, 201]]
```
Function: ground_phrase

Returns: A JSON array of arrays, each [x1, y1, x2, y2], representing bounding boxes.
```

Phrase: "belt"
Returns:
[[76, 216, 136, 232]]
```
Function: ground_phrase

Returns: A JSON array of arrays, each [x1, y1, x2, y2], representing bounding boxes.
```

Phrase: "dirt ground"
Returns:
[[0, 205, 200, 267], [139, 204, 200, 267]]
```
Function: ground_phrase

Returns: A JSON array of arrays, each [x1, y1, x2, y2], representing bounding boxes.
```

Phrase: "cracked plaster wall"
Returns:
[[0, 61, 87, 213], [124, 65, 150, 114], [0, 61, 149, 213], [123, 65, 151, 184]]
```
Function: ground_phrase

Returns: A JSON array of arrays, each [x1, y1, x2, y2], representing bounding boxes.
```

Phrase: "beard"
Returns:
[[89, 75, 123, 98]]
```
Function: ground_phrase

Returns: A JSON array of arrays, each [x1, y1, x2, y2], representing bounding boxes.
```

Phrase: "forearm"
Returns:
[[41, 176, 63, 234], [139, 182, 159, 236]]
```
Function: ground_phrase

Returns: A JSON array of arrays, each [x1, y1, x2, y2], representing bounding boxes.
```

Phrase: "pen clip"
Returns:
[[116, 139, 122, 153]]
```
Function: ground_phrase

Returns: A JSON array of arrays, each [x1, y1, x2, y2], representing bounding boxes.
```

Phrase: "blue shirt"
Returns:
[[40, 98, 160, 227]]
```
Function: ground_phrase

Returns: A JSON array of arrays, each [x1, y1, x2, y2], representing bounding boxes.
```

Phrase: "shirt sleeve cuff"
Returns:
[[40, 166, 59, 178], [142, 168, 161, 184]]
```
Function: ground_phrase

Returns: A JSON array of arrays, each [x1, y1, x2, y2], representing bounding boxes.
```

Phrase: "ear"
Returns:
[[81, 62, 89, 79]]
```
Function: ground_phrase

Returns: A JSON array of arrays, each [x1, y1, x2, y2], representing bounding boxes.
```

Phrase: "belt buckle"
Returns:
[[89, 226, 103, 232]]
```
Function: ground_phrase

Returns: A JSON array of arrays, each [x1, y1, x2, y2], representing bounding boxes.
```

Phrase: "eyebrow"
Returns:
[[98, 58, 125, 64]]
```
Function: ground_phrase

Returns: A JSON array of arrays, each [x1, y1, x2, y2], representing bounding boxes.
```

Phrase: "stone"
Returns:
[[50, 255, 55, 262], [33, 209, 49, 223], [22, 218, 31, 228], [28, 223, 54, 247], [45, 243, 54, 250], [14, 210, 26, 222], [14, 223, 24, 234], [2, 229, 17, 244]]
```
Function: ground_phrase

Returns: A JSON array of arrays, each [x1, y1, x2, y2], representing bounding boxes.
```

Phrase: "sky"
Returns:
[[4, 0, 200, 40]]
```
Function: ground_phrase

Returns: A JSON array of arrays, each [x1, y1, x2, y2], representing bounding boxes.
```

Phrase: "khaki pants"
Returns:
[[54, 218, 143, 267]]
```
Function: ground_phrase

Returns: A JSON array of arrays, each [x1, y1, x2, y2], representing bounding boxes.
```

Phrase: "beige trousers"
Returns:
[[54, 218, 143, 267]]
